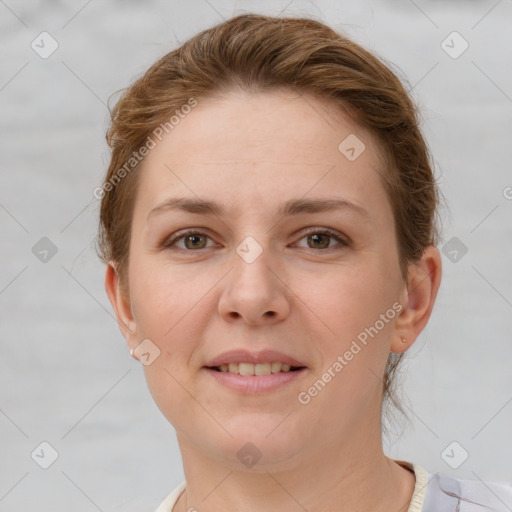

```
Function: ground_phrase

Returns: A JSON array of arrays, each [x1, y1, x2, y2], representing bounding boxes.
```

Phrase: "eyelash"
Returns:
[[161, 227, 349, 252]]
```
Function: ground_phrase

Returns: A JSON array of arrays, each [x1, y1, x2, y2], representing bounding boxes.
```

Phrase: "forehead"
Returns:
[[134, 89, 389, 218]]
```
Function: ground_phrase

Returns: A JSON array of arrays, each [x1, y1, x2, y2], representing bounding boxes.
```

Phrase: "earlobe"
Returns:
[[391, 246, 442, 353], [104, 262, 138, 347]]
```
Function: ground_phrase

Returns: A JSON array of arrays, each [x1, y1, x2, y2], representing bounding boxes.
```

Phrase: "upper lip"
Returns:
[[204, 349, 307, 368]]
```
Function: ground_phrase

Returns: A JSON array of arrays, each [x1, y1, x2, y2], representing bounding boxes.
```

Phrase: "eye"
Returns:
[[295, 228, 349, 250], [161, 227, 349, 252], [162, 230, 215, 250]]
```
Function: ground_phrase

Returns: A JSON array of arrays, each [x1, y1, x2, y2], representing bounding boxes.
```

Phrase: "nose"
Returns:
[[217, 242, 291, 326]]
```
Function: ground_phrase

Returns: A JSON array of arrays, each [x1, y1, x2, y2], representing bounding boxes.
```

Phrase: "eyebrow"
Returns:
[[147, 196, 369, 221]]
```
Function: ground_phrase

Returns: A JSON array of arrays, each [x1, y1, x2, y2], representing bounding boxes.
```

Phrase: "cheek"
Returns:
[[294, 264, 398, 415], [127, 264, 187, 383], [129, 254, 202, 336], [300, 260, 396, 340], [128, 256, 222, 379], [129, 262, 209, 422]]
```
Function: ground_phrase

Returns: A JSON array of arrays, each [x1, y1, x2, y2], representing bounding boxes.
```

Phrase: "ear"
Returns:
[[104, 261, 139, 352], [391, 245, 442, 353]]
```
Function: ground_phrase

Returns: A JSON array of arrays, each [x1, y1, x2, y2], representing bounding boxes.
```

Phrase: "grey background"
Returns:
[[1, 0, 511, 511]]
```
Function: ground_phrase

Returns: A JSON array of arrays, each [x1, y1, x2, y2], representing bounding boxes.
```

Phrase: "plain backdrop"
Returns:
[[1, 1, 511, 511]]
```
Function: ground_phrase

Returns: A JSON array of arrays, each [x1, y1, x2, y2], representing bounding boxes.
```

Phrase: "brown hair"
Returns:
[[96, 13, 441, 432]]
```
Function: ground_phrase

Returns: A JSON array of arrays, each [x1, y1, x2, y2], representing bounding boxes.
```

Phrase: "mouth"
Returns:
[[202, 362, 308, 394], [202, 349, 308, 393], [206, 362, 306, 375]]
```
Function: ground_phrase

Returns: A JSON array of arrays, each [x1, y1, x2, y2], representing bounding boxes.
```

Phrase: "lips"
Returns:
[[203, 365, 307, 393], [203, 349, 307, 369]]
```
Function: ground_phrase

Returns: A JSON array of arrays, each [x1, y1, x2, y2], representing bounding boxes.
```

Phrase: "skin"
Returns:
[[105, 88, 442, 512]]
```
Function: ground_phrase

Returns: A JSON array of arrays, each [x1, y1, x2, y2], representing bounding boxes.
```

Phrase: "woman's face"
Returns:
[[113, 89, 410, 470]]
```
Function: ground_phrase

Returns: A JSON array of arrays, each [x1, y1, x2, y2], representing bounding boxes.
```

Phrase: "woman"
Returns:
[[96, 13, 511, 512]]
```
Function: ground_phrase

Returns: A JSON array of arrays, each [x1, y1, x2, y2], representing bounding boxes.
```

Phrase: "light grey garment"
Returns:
[[423, 472, 512, 512], [155, 471, 512, 512]]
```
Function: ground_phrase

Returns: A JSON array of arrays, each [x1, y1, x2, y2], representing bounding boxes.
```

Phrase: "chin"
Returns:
[[205, 419, 307, 472]]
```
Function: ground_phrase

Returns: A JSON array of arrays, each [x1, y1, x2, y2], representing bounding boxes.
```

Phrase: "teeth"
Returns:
[[271, 362, 286, 373], [217, 362, 294, 375], [255, 363, 272, 376]]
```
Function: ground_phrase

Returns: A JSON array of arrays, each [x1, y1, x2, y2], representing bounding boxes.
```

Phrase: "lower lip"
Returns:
[[203, 367, 307, 394]]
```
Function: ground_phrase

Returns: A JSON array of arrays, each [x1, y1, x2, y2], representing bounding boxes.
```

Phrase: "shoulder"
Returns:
[[154, 481, 186, 512], [424, 472, 512, 512]]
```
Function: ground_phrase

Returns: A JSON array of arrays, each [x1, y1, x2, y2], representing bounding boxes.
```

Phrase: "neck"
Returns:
[[173, 429, 416, 512]]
